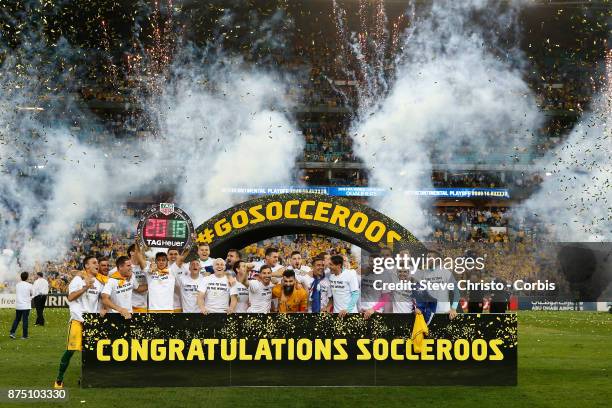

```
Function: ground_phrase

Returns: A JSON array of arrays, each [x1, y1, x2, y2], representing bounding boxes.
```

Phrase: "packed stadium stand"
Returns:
[[0, 0, 608, 293]]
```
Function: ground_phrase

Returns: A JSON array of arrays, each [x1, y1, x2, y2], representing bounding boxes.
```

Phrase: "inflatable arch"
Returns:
[[190, 193, 426, 258]]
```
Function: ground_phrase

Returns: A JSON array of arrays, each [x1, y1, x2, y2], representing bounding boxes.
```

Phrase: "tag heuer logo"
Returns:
[[159, 203, 175, 215]]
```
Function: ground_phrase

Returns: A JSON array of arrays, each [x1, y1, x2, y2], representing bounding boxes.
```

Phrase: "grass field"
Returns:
[[0, 309, 610, 408]]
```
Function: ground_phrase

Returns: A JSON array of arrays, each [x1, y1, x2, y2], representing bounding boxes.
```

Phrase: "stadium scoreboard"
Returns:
[[137, 203, 195, 251]]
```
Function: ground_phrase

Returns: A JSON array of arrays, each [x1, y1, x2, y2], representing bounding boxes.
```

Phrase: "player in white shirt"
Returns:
[[109, 243, 149, 312], [197, 243, 214, 274], [361, 251, 396, 319], [197, 258, 232, 314], [167, 248, 189, 276], [247, 247, 285, 277], [225, 249, 241, 272], [146, 252, 176, 313], [168, 248, 189, 312], [316, 251, 332, 278], [391, 249, 416, 314], [287, 251, 312, 274], [98, 257, 111, 277], [129, 243, 150, 312], [10, 272, 33, 339], [247, 265, 274, 313], [229, 260, 249, 313], [68, 265, 106, 320], [286, 250, 312, 287], [392, 267, 415, 313], [54, 256, 108, 389], [101, 256, 147, 317], [413, 265, 459, 317], [326, 255, 360, 316], [177, 260, 206, 313]]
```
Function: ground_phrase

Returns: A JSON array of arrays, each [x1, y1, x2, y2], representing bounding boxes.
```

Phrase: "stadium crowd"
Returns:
[[1, 0, 598, 315]]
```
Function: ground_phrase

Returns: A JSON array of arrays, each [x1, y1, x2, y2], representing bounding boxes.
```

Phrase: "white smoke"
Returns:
[[520, 89, 611, 241], [349, 0, 541, 238], [146, 57, 303, 222], [0, 38, 303, 281], [0, 86, 155, 270]]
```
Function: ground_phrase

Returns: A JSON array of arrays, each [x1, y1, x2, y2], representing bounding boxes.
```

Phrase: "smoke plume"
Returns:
[[347, 0, 542, 238]]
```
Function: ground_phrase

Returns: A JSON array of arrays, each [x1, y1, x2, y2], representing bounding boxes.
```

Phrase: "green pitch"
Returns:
[[1, 309, 610, 408]]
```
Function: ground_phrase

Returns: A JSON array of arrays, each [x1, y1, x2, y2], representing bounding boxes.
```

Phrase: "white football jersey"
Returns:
[[247, 279, 273, 313], [101, 274, 138, 313], [230, 281, 249, 313], [68, 275, 104, 321], [178, 274, 205, 313], [197, 274, 231, 313]]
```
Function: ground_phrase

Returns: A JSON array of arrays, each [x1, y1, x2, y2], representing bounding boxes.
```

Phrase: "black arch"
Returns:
[[189, 193, 426, 259]]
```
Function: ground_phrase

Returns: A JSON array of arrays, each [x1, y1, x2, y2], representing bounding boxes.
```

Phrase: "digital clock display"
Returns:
[[137, 203, 194, 251], [144, 219, 188, 239]]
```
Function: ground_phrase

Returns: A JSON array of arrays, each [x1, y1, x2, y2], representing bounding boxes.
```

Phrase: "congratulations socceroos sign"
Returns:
[[82, 313, 517, 387], [192, 193, 426, 257]]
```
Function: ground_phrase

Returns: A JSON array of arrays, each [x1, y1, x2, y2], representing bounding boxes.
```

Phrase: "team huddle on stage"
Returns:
[[54, 241, 459, 388]]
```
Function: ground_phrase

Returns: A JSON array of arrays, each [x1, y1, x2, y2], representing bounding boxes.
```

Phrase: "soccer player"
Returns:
[[101, 256, 147, 317], [145, 252, 176, 313], [168, 248, 189, 312], [306, 256, 331, 313], [286, 250, 312, 285], [197, 258, 231, 314], [229, 260, 249, 313], [326, 255, 360, 317], [97, 257, 111, 277], [247, 265, 274, 313], [318, 251, 332, 277], [361, 249, 398, 318], [177, 260, 206, 313], [271, 269, 308, 313], [392, 265, 415, 313], [167, 248, 188, 274], [247, 247, 284, 277], [225, 249, 241, 272], [287, 251, 311, 274], [54, 255, 107, 389], [109, 243, 149, 313], [128, 243, 149, 313], [197, 243, 214, 273]]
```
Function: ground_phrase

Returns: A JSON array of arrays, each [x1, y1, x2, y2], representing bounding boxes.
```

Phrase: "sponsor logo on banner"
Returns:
[[46, 293, 69, 308], [0, 294, 16, 308]]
